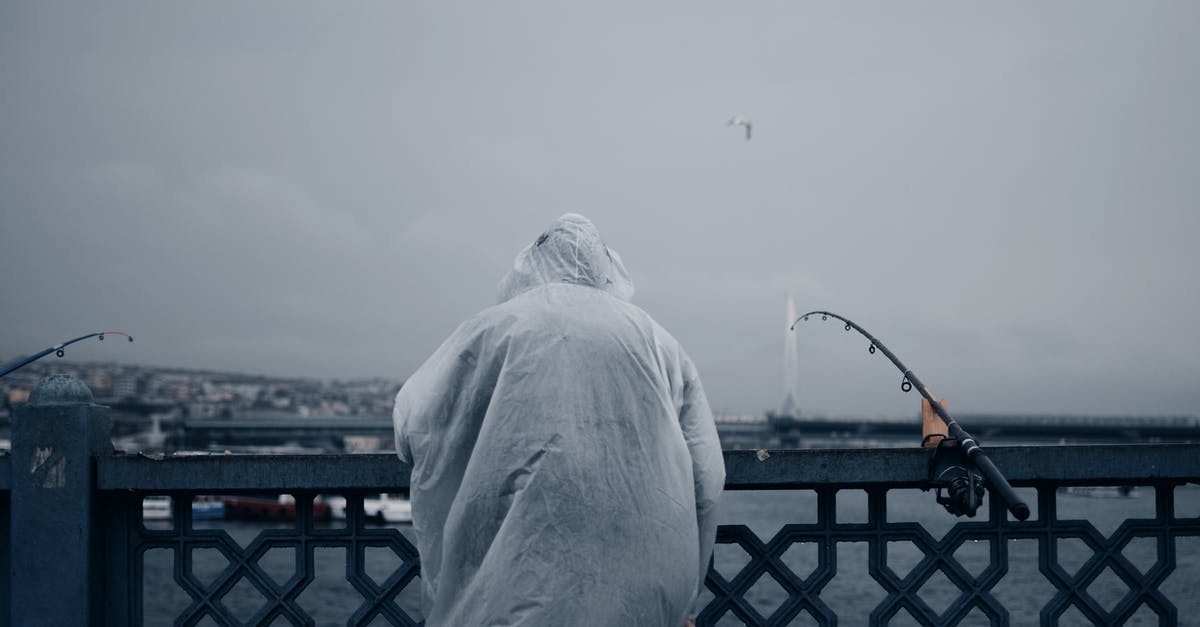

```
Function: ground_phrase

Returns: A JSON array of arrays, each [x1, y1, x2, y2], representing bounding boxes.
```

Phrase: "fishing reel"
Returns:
[[926, 438, 985, 517]]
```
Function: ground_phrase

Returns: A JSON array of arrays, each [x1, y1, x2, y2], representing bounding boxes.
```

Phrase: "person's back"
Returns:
[[394, 214, 724, 626]]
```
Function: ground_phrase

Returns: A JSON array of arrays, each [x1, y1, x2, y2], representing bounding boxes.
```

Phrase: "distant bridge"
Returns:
[[762, 413, 1200, 445]]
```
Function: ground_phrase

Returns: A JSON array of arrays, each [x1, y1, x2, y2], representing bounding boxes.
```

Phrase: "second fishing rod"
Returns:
[[791, 310, 1031, 521]]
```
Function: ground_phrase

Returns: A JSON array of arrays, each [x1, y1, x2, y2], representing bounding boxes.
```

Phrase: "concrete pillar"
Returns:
[[10, 375, 111, 626]]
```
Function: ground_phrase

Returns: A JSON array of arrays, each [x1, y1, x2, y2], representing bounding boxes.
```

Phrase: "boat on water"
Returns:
[[1060, 485, 1139, 498], [222, 494, 331, 521], [325, 493, 412, 524], [141, 495, 227, 520], [192, 495, 225, 519], [142, 496, 172, 521]]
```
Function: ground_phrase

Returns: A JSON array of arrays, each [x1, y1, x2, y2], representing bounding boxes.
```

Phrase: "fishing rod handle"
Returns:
[[968, 449, 1031, 521], [920, 384, 1031, 520]]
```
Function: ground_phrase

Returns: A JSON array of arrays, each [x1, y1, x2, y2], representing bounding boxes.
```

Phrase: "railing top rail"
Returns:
[[93, 444, 1200, 493], [99, 452, 410, 492]]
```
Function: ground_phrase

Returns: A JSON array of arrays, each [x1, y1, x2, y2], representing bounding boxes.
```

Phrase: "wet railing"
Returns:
[[706, 448, 1200, 626], [2, 376, 1199, 626]]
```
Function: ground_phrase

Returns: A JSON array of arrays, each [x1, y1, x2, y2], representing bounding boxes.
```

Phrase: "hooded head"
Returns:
[[497, 214, 635, 303]]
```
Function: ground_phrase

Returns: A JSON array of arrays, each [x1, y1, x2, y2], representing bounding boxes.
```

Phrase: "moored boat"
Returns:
[[191, 495, 226, 519], [142, 496, 172, 521], [326, 493, 412, 523], [222, 495, 331, 521], [1060, 485, 1139, 498], [141, 495, 229, 520]]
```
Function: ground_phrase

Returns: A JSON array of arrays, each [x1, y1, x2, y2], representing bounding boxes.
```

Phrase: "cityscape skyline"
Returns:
[[4, 355, 1196, 423]]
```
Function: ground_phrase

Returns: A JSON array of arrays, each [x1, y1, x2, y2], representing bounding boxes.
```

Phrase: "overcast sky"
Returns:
[[2, 2, 1197, 417]]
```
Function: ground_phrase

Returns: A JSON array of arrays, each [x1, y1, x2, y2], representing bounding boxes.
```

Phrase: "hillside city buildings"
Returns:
[[1, 360, 402, 425]]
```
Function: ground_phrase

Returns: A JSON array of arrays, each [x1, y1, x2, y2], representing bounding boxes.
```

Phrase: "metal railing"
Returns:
[[3, 375, 1199, 626]]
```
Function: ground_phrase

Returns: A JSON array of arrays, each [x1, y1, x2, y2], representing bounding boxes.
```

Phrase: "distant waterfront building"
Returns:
[[187, 401, 223, 420], [148, 372, 194, 402], [112, 374, 140, 399], [343, 435, 387, 453], [85, 368, 113, 394]]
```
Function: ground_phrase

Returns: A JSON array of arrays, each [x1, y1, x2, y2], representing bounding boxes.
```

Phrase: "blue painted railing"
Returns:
[[2, 375, 1198, 626]]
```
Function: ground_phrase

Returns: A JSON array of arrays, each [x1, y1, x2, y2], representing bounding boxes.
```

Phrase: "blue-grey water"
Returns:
[[143, 484, 1200, 626]]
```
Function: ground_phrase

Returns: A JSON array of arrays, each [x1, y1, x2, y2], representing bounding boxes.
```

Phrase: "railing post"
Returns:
[[10, 375, 111, 626], [0, 488, 9, 627]]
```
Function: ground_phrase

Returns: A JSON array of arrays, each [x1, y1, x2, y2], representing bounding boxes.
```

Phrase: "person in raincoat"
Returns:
[[393, 213, 725, 626]]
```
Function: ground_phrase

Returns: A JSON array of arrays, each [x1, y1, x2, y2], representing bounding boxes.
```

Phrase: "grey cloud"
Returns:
[[2, 1, 1197, 416]]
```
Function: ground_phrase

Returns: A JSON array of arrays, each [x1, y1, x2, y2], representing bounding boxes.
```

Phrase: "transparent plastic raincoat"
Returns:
[[392, 214, 724, 626]]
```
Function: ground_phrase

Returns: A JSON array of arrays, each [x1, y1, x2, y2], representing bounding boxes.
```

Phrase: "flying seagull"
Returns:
[[727, 115, 752, 140]]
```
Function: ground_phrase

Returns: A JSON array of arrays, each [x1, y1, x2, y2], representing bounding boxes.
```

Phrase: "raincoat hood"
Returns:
[[394, 214, 723, 626], [497, 213, 635, 303]]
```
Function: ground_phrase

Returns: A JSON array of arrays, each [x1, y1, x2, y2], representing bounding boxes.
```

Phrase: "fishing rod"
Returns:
[[0, 331, 134, 379], [791, 310, 1030, 521]]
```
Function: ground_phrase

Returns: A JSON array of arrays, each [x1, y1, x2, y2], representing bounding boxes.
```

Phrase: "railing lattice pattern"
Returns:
[[130, 493, 421, 627], [699, 484, 1199, 626], [123, 482, 1200, 626]]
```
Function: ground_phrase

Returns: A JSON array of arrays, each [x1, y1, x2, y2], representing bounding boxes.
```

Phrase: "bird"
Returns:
[[727, 115, 752, 140]]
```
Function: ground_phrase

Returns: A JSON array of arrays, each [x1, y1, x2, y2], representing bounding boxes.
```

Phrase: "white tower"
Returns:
[[781, 293, 800, 416]]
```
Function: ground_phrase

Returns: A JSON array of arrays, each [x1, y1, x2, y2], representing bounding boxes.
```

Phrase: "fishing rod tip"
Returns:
[[101, 330, 134, 342]]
